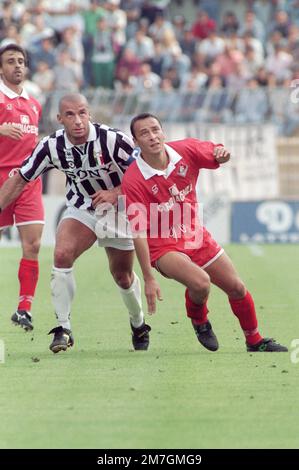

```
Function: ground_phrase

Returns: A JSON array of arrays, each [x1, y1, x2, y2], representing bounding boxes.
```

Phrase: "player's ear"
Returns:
[[57, 113, 62, 124]]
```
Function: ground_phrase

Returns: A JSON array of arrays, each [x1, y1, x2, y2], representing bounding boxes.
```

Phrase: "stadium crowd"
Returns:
[[0, 0, 299, 134]]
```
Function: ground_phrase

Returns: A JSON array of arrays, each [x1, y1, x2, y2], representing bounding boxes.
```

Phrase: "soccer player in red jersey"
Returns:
[[122, 113, 288, 352], [0, 44, 42, 331]]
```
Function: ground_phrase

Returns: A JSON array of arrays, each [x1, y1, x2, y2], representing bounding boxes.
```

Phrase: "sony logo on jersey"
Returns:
[[64, 162, 117, 182]]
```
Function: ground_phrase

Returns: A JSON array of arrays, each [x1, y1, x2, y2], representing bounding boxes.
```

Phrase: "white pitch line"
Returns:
[[248, 244, 265, 257]]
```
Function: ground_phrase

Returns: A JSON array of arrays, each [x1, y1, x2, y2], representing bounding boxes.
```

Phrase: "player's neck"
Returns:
[[142, 149, 169, 170], [2, 78, 23, 95]]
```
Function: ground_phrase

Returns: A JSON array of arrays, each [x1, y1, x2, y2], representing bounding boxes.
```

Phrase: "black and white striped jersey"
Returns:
[[19, 123, 135, 210]]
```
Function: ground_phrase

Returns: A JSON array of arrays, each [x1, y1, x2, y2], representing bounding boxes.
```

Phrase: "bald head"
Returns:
[[58, 93, 89, 113], [57, 93, 91, 145]]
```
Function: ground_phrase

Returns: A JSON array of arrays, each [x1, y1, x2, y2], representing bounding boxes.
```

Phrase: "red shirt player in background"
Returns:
[[122, 113, 288, 353], [0, 44, 43, 332]]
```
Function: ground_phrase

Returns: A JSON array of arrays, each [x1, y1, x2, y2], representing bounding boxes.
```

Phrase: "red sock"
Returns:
[[229, 291, 262, 345], [18, 258, 39, 312], [185, 289, 208, 325]]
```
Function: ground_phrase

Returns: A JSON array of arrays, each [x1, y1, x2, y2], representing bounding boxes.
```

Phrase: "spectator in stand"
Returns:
[[0, 24, 21, 48], [148, 40, 165, 77], [180, 64, 208, 92], [179, 26, 197, 59], [104, 0, 127, 50], [53, 50, 82, 92], [81, 0, 105, 37], [148, 12, 174, 41], [191, 10, 216, 40], [91, 16, 116, 88], [285, 0, 299, 27], [214, 45, 244, 78], [266, 30, 284, 56], [243, 45, 264, 79], [31, 60, 54, 93], [172, 14, 186, 43], [132, 61, 160, 92], [150, 78, 178, 120], [29, 36, 56, 74], [197, 30, 225, 62], [116, 47, 141, 80], [161, 35, 191, 83], [162, 66, 181, 89], [120, 0, 143, 40], [265, 42, 293, 81], [126, 28, 155, 61], [41, 0, 85, 35], [268, 10, 292, 38], [242, 31, 264, 64], [235, 78, 269, 123], [56, 26, 84, 69], [287, 25, 299, 62], [253, 0, 275, 28], [140, 1, 169, 25], [255, 66, 272, 86], [220, 11, 239, 37], [114, 65, 134, 91], [23, 14, 54, 52], [226, 61, 247, 91], [238, 10, 265, 43]]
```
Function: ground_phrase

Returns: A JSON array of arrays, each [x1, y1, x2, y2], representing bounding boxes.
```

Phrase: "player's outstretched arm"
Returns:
[[0, 173, 27, 212], [133, 236, 162, 315]]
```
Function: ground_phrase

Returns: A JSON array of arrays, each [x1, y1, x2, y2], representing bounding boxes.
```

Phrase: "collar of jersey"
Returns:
[[136, 143, 182, 180], [0, 80, 29, 99], [64, 122, 97, 149]]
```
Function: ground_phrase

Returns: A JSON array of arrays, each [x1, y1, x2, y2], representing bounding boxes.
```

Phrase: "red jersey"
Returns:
[[122, 138, 220, 263], [0, 81, 41, 173]]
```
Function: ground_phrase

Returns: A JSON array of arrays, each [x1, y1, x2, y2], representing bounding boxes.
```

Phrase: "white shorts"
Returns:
[[60, 206, 134, 251]]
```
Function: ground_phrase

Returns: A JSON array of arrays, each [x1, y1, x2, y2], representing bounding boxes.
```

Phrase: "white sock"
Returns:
[[51, 266, 76, 331], [118, 272, 144, 328]]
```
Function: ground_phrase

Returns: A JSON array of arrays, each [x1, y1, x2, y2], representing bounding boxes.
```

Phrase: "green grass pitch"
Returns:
[[0, 244, 298, 449]]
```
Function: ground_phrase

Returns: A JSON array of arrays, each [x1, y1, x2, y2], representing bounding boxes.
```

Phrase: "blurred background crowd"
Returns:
[[1, 0, 299, 135]]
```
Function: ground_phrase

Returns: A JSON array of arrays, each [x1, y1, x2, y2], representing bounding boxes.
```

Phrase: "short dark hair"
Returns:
[[130, 113, 162, 138], [0, 44, 28, 66]]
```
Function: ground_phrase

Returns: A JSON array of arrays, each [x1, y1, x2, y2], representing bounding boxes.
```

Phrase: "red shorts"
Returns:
[[0, 172, 44, 230], [154, 228, 224, 275]]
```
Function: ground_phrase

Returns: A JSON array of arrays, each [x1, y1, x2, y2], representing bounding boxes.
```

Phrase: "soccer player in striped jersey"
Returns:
[[122, 113, 287, 353], [0, 93, 150, 353], [0, 44, 42, 332]]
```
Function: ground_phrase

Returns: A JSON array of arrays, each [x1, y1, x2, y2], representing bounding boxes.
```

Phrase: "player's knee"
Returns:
[[22, 238, 41, 257], [227, 279, 246, 299], [192, 275, 210, 300], [54, 247, 75, 267], [112, 271, 132, 289]]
